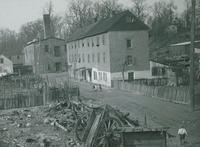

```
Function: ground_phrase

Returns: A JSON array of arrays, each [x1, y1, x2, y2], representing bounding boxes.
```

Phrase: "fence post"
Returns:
[[43, 82, 48, 105]]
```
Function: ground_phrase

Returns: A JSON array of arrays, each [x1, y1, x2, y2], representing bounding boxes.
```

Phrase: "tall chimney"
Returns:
[[43, 14, 52, 39]]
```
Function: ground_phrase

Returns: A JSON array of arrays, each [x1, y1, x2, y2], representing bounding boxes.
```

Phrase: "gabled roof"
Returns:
[[67, 10, 149, 42], [1, 48, 23, 56]]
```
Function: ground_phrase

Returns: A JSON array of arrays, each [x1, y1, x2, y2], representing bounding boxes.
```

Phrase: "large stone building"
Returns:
[[24, 14, 67, 74], [0, 55, 13, 77], [67, 10, 150, 86]]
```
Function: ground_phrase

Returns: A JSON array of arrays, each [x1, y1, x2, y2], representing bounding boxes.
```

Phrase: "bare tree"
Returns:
[[64, 0, 95, 36], [183, 0, 191, 29], [150, 1, 177, 40], [118, 58, 128, 82], [131, 0, 148, 21], [93, 0, 123, 20], [19, 19, 44, 43]]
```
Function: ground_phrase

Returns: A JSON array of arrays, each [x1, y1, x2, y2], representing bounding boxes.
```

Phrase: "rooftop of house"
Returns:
[[1, 48, 23, 57], [0, 54, 12, 61], [67, 10, 149, 42]]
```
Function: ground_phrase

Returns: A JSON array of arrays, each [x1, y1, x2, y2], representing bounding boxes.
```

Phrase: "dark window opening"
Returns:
[[88, 54, 90, 63], [152, 67, 166, 76], [103, 52, 106, 63], [128, 72, 134, 81], [82, 54, 85, 63], [48, 64, 51, 70], [92, 54, 95, 63], [102, 35, 105, 45], [55, 62, 61, 72], [127, 55, 133, 65], [127, 40, 132, 48], [97, 53, 100, 63], [0, 58, 4, 64], [96, 36, 100, 46], [64, 45, 67, 52], [54, 46, 61, 57], [45, 45, 49, 53]]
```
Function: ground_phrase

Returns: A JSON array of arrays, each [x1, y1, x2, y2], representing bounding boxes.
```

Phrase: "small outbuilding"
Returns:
[[0, 54, 13, 77]]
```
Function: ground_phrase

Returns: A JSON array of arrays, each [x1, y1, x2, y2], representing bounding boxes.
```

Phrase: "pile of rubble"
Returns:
[[0, 97, 139, 147], [0, 102, 83, 147]]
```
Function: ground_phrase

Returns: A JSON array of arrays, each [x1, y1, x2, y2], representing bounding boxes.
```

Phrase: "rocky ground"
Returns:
[[0, 102, 85, 147]]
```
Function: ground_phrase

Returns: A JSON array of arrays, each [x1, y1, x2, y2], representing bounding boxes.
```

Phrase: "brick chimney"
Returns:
[[43, 14, 52, 39]]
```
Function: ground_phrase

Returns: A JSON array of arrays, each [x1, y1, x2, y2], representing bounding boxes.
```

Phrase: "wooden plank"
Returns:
[[85, 113, 102, 147]]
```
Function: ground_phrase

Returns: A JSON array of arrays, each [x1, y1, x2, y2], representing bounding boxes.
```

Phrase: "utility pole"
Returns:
[[190, 0, 196, 111]]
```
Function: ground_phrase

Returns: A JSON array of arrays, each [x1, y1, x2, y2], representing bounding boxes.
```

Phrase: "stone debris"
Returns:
[[0, 97, 139, 147]]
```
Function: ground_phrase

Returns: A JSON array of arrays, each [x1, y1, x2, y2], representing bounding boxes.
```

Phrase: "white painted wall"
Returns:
[[0, 55, 13, 76], [91, 68, 111, 87], [111, 70, 151, 80]]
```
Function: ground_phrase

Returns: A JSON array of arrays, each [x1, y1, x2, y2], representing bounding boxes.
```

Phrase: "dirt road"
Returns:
[[45, 73, 200, 147], [77, 81, 200, 147]]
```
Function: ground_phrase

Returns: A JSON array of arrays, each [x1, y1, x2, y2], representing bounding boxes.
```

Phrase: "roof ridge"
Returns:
[[105, 11, 129, 32], [67, 10, 148, 42]]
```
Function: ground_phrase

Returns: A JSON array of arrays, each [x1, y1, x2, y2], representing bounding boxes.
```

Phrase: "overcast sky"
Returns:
[[0, 0, 186, 32]]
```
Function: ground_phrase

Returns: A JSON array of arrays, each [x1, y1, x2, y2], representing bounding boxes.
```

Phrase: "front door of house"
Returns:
[[128, 72, 134, 81]]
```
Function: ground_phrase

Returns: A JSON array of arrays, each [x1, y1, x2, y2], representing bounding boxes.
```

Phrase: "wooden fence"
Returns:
[[127, 78, 168, 86], [0, 74, 80, 110], [112, 80, 190, 104], [0, 91, 43, 110], [0, 75, 45, 110]]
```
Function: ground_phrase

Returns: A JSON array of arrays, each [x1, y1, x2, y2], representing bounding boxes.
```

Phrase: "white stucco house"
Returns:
[[0, 55, 13, 77]]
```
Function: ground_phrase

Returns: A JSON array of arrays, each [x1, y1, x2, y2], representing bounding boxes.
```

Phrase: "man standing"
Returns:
[[178, 125, 188, 145]]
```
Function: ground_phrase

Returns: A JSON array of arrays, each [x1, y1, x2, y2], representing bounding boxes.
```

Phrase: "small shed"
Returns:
[[0, 54, 13, 77]]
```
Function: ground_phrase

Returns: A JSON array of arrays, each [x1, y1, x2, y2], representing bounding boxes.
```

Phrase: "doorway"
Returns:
[[128, 72, 134, 81]]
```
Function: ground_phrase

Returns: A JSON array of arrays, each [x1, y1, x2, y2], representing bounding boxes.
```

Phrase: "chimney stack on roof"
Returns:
[[43, 14, 53, 39]]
